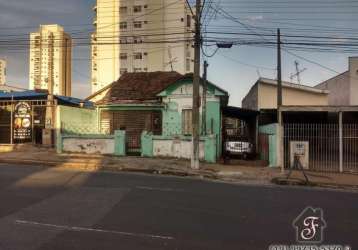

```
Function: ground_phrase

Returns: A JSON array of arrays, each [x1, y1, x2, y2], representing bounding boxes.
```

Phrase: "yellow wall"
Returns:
[[258, 83, 328, 109]]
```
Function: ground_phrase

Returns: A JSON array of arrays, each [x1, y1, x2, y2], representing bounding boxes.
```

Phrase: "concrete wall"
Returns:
[[62, 136, 115, 154], [59, 131, 126, 156], [258, 83, 328, 109], [314, 57, 358, 106], [315, 71, 350, 106], [349, 57, 358, 105], [242, 84, 258, 110], [141, 132, 218, 163], [153, 138, 205, 160]]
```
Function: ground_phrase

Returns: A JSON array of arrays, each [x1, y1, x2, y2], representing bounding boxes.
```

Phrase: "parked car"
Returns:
[[225, 140, 254, 159]]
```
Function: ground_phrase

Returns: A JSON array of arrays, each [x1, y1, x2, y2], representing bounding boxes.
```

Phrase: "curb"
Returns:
[[271, 177, 358, 191], [0, 158, 218, 180]]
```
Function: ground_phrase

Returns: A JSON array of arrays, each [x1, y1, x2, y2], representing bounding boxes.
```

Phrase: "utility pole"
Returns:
[[191, 0, 202, 170], [202, 61, 208, 136], [277, 29, 285, 173], [277, 29, 282, 107]]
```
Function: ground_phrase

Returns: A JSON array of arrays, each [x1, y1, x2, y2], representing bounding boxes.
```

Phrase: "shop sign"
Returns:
[[13, 102, 32, 140]]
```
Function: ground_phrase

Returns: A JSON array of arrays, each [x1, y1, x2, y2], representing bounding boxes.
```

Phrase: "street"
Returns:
[[0, 164, 357, 250]]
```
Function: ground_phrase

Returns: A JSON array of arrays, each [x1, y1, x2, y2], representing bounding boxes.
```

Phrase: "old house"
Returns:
[[82, 71, 229, 162]]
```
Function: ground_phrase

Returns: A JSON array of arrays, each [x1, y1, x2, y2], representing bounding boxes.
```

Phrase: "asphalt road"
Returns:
[[0, 164, 357, 250]]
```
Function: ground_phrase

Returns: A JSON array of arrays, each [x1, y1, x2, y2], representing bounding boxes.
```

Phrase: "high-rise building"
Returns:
[[91, 0, 194, 94], [0, 59, 6, 85], [29, 24, 72, 96]]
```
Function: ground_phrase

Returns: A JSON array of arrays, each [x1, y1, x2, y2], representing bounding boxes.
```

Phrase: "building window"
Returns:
[[120, 6, 127, 14], [186, 49, 191, 58], [182, 109, 193, 135], [120, 22, 127, 30], [133, 5, 142, 13], [134, 52, 142, 60], [120, 53, 127, 60], [133, 21, 142, 29], [187, 15, 192, 27], [120, 38, 127, 44], [133, 36, 142, 43], [186, 58, 191, 72], [120, 68, 128, 74], [134, 68, 142, 72]]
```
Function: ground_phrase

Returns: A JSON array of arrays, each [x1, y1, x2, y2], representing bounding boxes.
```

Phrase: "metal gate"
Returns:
[[283, 124, 358, 173], [101, 110, 162, 154], [259, 133, 269, 162], [0, 106, 11, 144]]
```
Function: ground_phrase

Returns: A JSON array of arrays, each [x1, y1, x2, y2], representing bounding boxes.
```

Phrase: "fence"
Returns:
[[283, 123, 358, 173], [61, 122, 99, 135]]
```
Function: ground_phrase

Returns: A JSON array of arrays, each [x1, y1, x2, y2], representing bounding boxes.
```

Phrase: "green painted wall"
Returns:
[[162, 102, 182, 136], [206, 101, 221, 157], [114, 130, 126, 156], [204, 135, 217, 163], [58, 105, 98, 135], [259, 123, 278, 167], [141, 131, 154, 157]]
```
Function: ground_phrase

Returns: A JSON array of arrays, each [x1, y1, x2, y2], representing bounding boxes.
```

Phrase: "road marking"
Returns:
[[15, 220, 175, 241], [136, 186, 185, 192]]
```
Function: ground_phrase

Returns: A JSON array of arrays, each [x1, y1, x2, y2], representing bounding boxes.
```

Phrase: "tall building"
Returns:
[[91, 0, 194, 94], [0, 59, 6, 85], [29, 24, 72, 96]]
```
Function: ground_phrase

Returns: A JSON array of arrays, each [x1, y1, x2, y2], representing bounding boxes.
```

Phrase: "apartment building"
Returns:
[[29, 24, 72, 96], [91, 0, 194, 94], [0, 59, 6, 85]]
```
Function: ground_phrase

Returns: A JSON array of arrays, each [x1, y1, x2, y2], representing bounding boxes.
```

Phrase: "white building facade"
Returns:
[[0, 59, 6, 85], [91, 0, 194, 94], [29, 25, 72, 96]]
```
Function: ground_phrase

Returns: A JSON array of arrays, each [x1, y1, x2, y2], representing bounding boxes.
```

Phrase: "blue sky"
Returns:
[[0, 0, 357, 106]]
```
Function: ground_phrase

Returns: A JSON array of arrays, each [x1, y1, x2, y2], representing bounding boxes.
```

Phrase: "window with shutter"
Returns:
[[182, 109, 192, 135]]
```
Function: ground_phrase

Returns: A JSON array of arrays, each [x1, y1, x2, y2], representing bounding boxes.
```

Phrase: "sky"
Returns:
[[0, 0, 357, 106]]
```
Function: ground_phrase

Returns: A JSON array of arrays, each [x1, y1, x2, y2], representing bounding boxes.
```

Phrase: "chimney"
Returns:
[[349, 57, 358, 105]]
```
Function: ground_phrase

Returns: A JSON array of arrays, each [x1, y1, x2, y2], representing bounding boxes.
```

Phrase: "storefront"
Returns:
[[0, 90, 92, 145]]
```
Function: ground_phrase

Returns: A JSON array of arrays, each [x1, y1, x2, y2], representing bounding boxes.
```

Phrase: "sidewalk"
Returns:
[[0, 146, 357, 190]]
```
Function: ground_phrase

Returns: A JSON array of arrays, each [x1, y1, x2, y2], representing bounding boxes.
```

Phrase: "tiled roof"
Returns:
[[97, 71, 184, 105]]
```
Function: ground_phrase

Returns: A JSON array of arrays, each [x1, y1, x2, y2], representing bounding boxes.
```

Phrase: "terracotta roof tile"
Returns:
[[97, 71, 184, 105]]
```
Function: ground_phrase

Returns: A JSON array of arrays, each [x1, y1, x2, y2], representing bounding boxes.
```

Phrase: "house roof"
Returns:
[[258, 77, 329, 94], [94, 71, 230, 106], [0, 90, 46, 99], [96, 71, 184, 105], [0, 90, 93, 108]]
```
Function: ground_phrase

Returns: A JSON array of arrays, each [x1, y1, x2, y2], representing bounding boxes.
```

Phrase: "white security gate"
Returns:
[[283, 124, 358, 173]]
